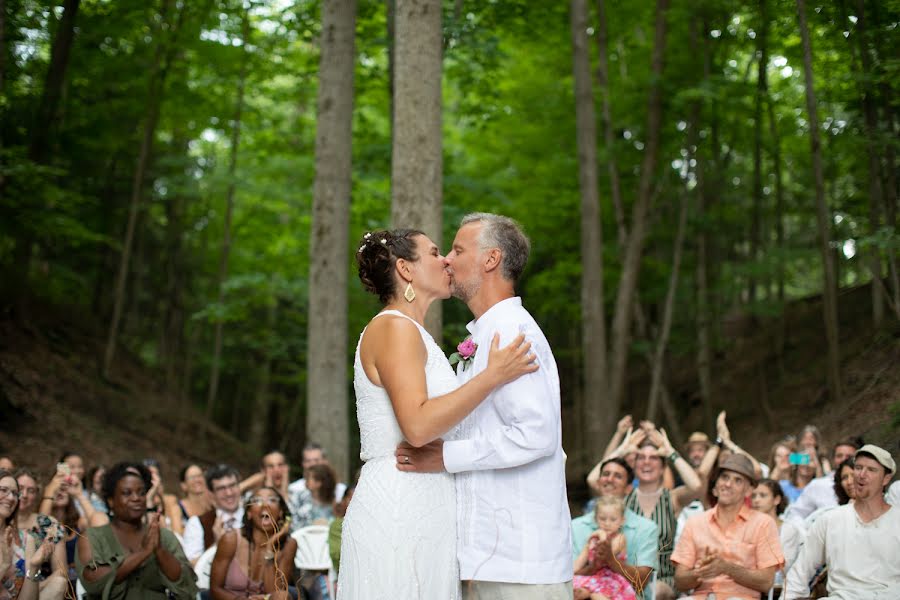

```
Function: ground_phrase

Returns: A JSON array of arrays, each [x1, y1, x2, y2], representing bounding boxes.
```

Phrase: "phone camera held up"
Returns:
[[788, 452, 811, 466]]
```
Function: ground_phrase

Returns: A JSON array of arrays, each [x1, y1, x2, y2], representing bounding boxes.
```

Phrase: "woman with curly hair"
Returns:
[[209, 486, 296, 600], [75, 463, 197, 600]]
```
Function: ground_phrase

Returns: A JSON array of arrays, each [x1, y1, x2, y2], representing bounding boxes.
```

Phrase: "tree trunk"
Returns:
[[103, 0, 177, 378], [853, 0, 885, 326], [647, 190, 688, 422], [250, 301, 276, 453], [607, 0, 670, 429], [796, 0, 842, 402], [570, 0, 609, 464], [307, 0, 356, 481], [595, 0, 626, 246], [767, 88, 787, 378], [9, 0, 80, 308], [391, 0, 443, 340], [694, 20, 715, 435], [749, 0, 769, 305], [206, 9, 250, 419]]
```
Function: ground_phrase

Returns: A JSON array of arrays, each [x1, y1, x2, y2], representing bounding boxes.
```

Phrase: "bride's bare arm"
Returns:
[[364, 317, 536, 447]]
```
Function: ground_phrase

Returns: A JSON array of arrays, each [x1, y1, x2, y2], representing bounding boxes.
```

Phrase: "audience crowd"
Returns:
[[1, 416, 898, 600]]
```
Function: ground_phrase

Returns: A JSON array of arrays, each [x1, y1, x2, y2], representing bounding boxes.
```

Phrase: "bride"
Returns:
[[337, 228, 537, 599]]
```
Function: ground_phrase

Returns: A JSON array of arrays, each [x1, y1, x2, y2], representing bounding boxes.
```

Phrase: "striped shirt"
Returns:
[[625, 487, 677, 586]]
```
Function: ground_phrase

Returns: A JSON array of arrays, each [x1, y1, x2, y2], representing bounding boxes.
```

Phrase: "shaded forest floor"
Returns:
[[0, 300, 260, 485], [3, 284, 899, 491]]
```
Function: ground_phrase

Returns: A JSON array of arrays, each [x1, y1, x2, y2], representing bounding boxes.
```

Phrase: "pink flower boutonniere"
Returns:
[[449, 336, 478, 371]]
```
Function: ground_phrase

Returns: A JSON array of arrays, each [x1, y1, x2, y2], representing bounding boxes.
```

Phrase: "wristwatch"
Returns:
[[667, 451, 680, 465], [263, 551, 276, 563], [26, 569, 43, 582], [715, 436, 724, 448]]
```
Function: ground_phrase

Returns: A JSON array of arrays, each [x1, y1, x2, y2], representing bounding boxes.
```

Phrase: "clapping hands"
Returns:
[[693, 547, 729, 581]]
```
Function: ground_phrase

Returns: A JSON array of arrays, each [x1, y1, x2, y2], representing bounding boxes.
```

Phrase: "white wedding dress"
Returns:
[[337, 310, 462, 600]]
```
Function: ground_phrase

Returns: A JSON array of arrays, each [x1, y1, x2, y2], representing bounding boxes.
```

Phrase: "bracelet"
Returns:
[[26, 569, 42, 582], [668, 451, 680, 465]]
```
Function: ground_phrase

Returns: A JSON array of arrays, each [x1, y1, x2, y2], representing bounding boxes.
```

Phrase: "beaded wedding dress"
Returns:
[[337, 310, 462, 600]]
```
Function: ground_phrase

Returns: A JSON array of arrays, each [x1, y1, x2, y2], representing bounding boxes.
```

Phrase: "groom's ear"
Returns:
[[483, 248, 502, 273]]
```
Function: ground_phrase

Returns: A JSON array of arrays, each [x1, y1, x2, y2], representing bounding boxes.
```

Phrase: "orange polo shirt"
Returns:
[[671, 503, 784, 600]]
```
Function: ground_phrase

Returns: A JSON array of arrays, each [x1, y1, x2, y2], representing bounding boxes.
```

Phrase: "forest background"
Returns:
[[1, 0, 898, 487]]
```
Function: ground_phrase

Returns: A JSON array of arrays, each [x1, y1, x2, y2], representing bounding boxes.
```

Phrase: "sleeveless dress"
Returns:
[[337, 311, 462, 600]]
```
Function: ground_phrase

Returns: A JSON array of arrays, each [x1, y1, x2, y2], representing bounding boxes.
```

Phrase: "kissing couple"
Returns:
[[337, 213, 573, 600]]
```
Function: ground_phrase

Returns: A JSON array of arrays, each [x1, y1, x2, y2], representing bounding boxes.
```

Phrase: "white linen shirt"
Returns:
[[783, 474, 836, 527], [443, 297, 573, 584], [784, 503, 900, 600], [182, 506, 244, 561]]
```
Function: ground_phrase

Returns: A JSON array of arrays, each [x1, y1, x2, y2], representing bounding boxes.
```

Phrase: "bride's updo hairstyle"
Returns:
[[356, 228, 424, 304]]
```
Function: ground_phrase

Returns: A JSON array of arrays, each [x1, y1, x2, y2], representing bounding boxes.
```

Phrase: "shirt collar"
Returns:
[[710, 502, 753, 524], [466, 297, 522, 336]]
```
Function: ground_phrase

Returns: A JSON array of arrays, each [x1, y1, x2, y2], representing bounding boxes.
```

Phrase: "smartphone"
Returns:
[[56, 462, 71, 476], [789, 452, 811, 466]]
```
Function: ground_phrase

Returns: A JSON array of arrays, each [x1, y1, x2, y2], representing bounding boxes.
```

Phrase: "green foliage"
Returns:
[[0, 0, 896, 453]]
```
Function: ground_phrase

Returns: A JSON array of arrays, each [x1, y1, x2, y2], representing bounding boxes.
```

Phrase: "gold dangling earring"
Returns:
[[404, 282, 416, 303]]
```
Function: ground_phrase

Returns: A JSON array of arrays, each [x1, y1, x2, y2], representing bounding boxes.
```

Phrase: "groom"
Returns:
[[397, 213, 573, 600]]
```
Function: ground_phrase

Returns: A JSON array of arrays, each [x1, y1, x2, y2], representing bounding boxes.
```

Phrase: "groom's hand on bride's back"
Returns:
[[396, 440, 445, 473]]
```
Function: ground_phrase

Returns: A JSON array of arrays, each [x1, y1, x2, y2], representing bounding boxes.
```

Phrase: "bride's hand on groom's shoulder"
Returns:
[[396, 440, 445, 473], [485, 332, 538, 386]]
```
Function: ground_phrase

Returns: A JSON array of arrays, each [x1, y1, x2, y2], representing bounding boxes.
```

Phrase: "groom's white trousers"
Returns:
[[463, 580, 574, 600]]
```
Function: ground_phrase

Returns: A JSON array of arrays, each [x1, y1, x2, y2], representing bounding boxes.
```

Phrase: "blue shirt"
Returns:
[[571, 507, 659, 570]]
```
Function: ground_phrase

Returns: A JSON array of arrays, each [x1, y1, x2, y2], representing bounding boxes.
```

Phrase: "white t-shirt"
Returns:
[[785, 503, 900, 599]]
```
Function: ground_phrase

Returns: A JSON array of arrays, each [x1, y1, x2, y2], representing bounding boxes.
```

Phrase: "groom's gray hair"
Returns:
[[460, 212, 530, 282]]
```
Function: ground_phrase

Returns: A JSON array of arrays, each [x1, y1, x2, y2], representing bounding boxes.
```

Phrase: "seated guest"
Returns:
[[291, 464, 337, 529], [183, 465, 244, 564], [84, 466, 107, 514], [172, 464, 212, 536], [14, 470, 67, 600], [1, 470, 61, 600], [209, 487, 296, 600], [0, 459, 14, 472], [779, 457, 816, 504], [288, 445, 346, 497], [783, 438, 859, 525], [766, 439, 795, 481], [887, 480, 899, 505], [751, 478, 801, 588], [672, 454, 784, 600], [797, 424, 830, 475], [572, 458, 657, 595], [75, 462, 197, 600], [573, 496, 637, 600], [785, 444, 900, 600]]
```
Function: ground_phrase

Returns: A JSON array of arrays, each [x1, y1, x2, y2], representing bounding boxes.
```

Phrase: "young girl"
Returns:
[[574, 496, 636, 600]]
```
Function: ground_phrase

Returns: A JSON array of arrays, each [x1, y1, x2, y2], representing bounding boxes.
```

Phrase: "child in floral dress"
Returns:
[[573, 496, 636, 600]]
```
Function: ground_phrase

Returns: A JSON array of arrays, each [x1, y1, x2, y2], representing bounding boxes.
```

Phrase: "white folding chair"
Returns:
[[193, 544, 218, 590], [75, 578, 87, 600], [292, 525, 334, 597]]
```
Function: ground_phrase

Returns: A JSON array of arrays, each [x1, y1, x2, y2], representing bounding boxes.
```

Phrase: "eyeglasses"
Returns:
[[248, 496, 280, 506], [212, 481, 240, 493], [0, 486, 20, 500]]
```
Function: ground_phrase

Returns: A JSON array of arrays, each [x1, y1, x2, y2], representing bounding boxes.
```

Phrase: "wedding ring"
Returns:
[[404, 456, 410, 464]]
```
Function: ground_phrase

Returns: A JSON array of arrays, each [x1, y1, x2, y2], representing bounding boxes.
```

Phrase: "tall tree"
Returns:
[[206, 7, 251, 418], [796, 0, 842, 402], [749, 0, 769, 304], [853, 0, 885, 326], [10, 0, 81, 308], [606, 0, 670, 432], [570, 0, 608, 465], [104, 0, 182, 377], [391, 0, 442, 339], [306, 0, 357, 481]]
